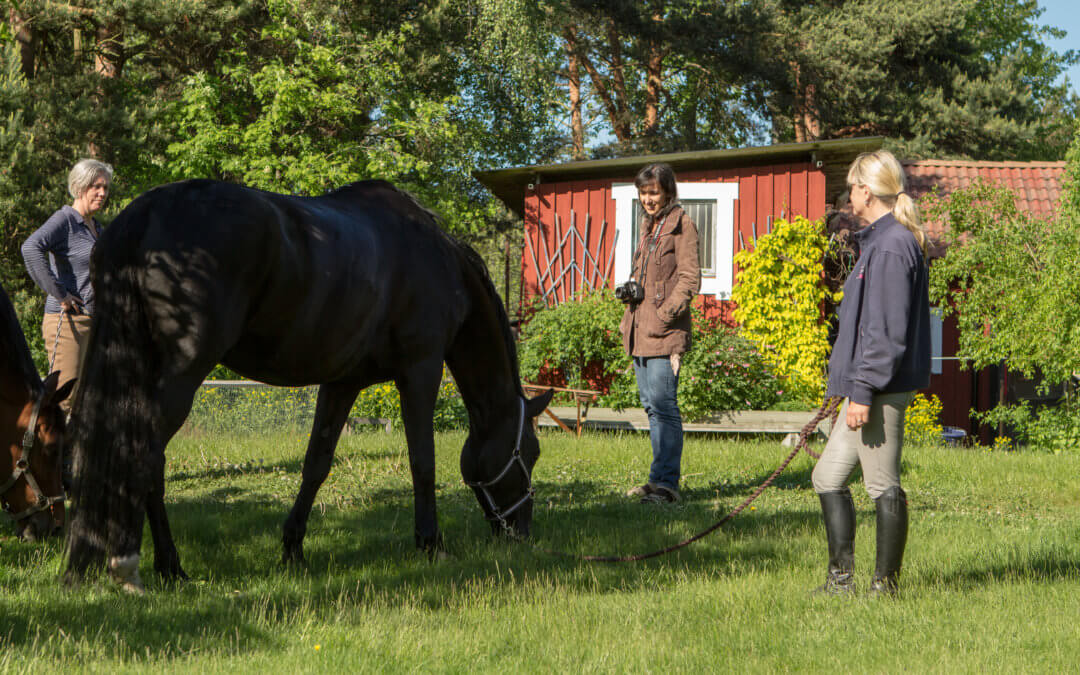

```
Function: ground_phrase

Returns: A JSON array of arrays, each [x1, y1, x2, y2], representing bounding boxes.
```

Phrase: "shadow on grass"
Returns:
[[930, 551, 1080, 589], [16, 463, 1068, 659], [9, 427, 1077, 660]]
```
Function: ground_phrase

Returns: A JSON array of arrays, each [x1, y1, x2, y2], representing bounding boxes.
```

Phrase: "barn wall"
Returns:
[[518, 161, 987, 437], [520, 162, 826, 315]]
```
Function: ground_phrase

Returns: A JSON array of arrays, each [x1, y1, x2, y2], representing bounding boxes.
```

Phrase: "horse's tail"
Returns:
[[65, 217, 158, 583]]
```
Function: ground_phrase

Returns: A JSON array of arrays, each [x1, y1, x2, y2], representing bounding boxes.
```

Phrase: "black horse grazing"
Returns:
[[0, 284, 74, 541], [64, 179, 552, 591]]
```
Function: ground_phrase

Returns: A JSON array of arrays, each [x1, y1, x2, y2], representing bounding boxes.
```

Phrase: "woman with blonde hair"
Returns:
[[21, 158, 114, 414], [811, 149, 930, 597]]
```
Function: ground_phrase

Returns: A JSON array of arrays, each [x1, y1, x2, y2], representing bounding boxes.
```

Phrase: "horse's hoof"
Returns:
[[119, 580, 146, 595], [282, 551, 308, 569], [157, 569, 189, 586], [155, 560, 189, 582], [61, 569, 85, 590], [108, 554, 145, 595]]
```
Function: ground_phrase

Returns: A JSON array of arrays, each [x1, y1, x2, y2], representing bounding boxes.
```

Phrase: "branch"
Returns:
[[45, 2, 94, 17]]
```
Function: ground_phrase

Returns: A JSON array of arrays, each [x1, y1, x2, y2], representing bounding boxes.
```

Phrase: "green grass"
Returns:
[[2, 427, 1080, 672]]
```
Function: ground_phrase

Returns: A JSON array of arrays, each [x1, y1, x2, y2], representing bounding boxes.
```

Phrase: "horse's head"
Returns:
[[2, 372, 74, 542], [462, 390, 554, 538]]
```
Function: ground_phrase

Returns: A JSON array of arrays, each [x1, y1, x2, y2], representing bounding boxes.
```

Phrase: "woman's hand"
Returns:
[[60, 294, 84, 314], [846, 401, 871, 430]]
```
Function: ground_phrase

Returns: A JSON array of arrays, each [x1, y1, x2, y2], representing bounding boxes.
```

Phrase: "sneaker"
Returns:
[[625, 483, 655, 498], [640, 486, 680, 504]]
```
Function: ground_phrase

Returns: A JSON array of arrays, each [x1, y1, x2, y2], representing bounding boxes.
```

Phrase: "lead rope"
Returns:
[[529, 396, 842, 563], [48, 308, 65, 373]]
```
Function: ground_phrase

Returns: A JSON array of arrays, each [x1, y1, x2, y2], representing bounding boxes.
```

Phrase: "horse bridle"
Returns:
[[0, 391, 65, 525], [464, 398, 533, 534]]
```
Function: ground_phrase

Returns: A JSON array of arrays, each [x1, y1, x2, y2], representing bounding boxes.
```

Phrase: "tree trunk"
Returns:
[[605, 21, 631, 140], [681, 78, 700, 149], [95, 22, 124, 78], [9, 10, 35, 79], [570, 36, 631, 143], [642, 14, 664, 137], [564, 26, 585, 160], [792, 60, 821, 142]]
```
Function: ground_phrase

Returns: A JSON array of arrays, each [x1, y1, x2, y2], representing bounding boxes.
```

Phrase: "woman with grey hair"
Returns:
[[21, 158, 114, 414]]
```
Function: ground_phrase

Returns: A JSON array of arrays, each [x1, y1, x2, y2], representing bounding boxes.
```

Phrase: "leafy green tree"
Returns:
[[927, 169, 1080, 386], [164, 0, 557, 237]]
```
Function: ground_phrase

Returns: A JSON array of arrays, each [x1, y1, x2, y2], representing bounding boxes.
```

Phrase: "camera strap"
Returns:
[[632, 206, 676, 286]]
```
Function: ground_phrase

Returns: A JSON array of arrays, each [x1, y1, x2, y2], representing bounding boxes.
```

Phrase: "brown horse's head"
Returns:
[[3, 371, 75, 542]]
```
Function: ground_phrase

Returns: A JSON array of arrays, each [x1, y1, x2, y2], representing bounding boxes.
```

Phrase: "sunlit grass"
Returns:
[[2, 424, 1079, 672]]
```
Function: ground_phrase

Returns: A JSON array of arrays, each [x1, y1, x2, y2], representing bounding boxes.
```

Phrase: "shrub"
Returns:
[[904, 393, 944, 446], [975, 400, 1080, 453], [678, 317, 781, 420], [9, 286, 48, 375], [517, 291, 781, 420], [731, 215, 839, 405], [186, 371, 468, 433], [517, 290, 628, 393], [351, 376, 468, 431]]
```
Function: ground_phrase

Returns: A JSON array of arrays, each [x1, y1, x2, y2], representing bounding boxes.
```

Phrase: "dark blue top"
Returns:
[[21, 205, 100, 315], [825, 212, 931, 405]]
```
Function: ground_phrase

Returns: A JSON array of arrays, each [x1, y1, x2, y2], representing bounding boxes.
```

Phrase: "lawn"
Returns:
[[2, 424, 1079, 672]]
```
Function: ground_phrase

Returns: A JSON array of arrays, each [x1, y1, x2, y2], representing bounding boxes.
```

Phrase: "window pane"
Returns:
[[631, 199, 715, 277]]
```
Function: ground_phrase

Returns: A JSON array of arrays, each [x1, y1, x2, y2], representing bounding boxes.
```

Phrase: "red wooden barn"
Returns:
[[476, 138, 1068, 440]]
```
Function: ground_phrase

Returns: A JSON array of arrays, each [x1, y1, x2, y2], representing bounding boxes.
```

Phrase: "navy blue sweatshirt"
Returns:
[[826, 212, 931, 405], [21, 205, 99, 315]]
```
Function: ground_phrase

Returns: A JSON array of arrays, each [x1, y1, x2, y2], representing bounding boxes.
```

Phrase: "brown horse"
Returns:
[[0, 284, 75, 541]]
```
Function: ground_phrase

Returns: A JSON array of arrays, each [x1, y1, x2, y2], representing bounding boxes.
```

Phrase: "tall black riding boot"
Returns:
[[869, 486, 908, 597], [813, 488, 856, 595]]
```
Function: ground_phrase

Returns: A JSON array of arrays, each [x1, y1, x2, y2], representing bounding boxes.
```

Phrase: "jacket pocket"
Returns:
[[647, 304, 673, 338]]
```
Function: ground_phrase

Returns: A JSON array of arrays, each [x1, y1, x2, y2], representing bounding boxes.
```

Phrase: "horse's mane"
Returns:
[[453, 237, 524, 396], [342, 182, 524, 398], [0, 284, 42, 395]]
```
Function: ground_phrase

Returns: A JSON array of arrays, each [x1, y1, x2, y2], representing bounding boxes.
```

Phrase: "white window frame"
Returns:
[[612, 181, 739, 298]]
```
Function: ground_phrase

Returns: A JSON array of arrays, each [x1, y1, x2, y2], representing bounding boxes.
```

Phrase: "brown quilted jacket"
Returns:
[[618, 205, 701, 357]]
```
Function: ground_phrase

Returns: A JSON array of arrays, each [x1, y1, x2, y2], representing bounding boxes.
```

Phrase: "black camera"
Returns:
[[614, 280, 645, 305]]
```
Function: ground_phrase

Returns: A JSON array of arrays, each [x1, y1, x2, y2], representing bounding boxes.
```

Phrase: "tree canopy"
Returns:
[[927, 117, 1080, 388], [0, 0, 1075, 295]]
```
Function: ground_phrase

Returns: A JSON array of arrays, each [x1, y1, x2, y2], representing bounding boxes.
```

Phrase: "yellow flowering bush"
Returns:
[[351, 374, 468, 431], [732, 215, 840, 404], [904, 393, 944, 446]]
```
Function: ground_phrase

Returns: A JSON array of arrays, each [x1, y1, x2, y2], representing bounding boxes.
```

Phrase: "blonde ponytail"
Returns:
[[892, 192, 927, 256], [847, 150, 928, 257]]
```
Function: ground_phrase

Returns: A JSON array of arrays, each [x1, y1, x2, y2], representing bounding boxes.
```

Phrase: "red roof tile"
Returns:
[[902, 160, 1067, 239]]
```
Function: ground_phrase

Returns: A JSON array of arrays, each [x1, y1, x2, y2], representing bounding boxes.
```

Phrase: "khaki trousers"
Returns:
[[41, 312, 92, 413], [811, 391, 914, 499]]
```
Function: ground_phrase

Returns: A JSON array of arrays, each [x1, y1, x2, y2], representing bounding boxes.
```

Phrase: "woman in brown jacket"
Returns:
[[619, 163, 701, 503]]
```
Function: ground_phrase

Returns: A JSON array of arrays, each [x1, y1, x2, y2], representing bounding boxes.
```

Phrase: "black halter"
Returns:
[[464, 398, 533, 534], [0, 391, 65, 524]]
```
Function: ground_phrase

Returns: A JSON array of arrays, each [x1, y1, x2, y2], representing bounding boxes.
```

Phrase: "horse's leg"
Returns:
[[282, 380, 362, 567], [146, 374, 206, 581], [396, 359, 444, 555]]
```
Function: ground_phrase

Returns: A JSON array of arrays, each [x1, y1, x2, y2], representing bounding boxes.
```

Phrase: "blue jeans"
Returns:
[[633, 356, 683, 491]]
